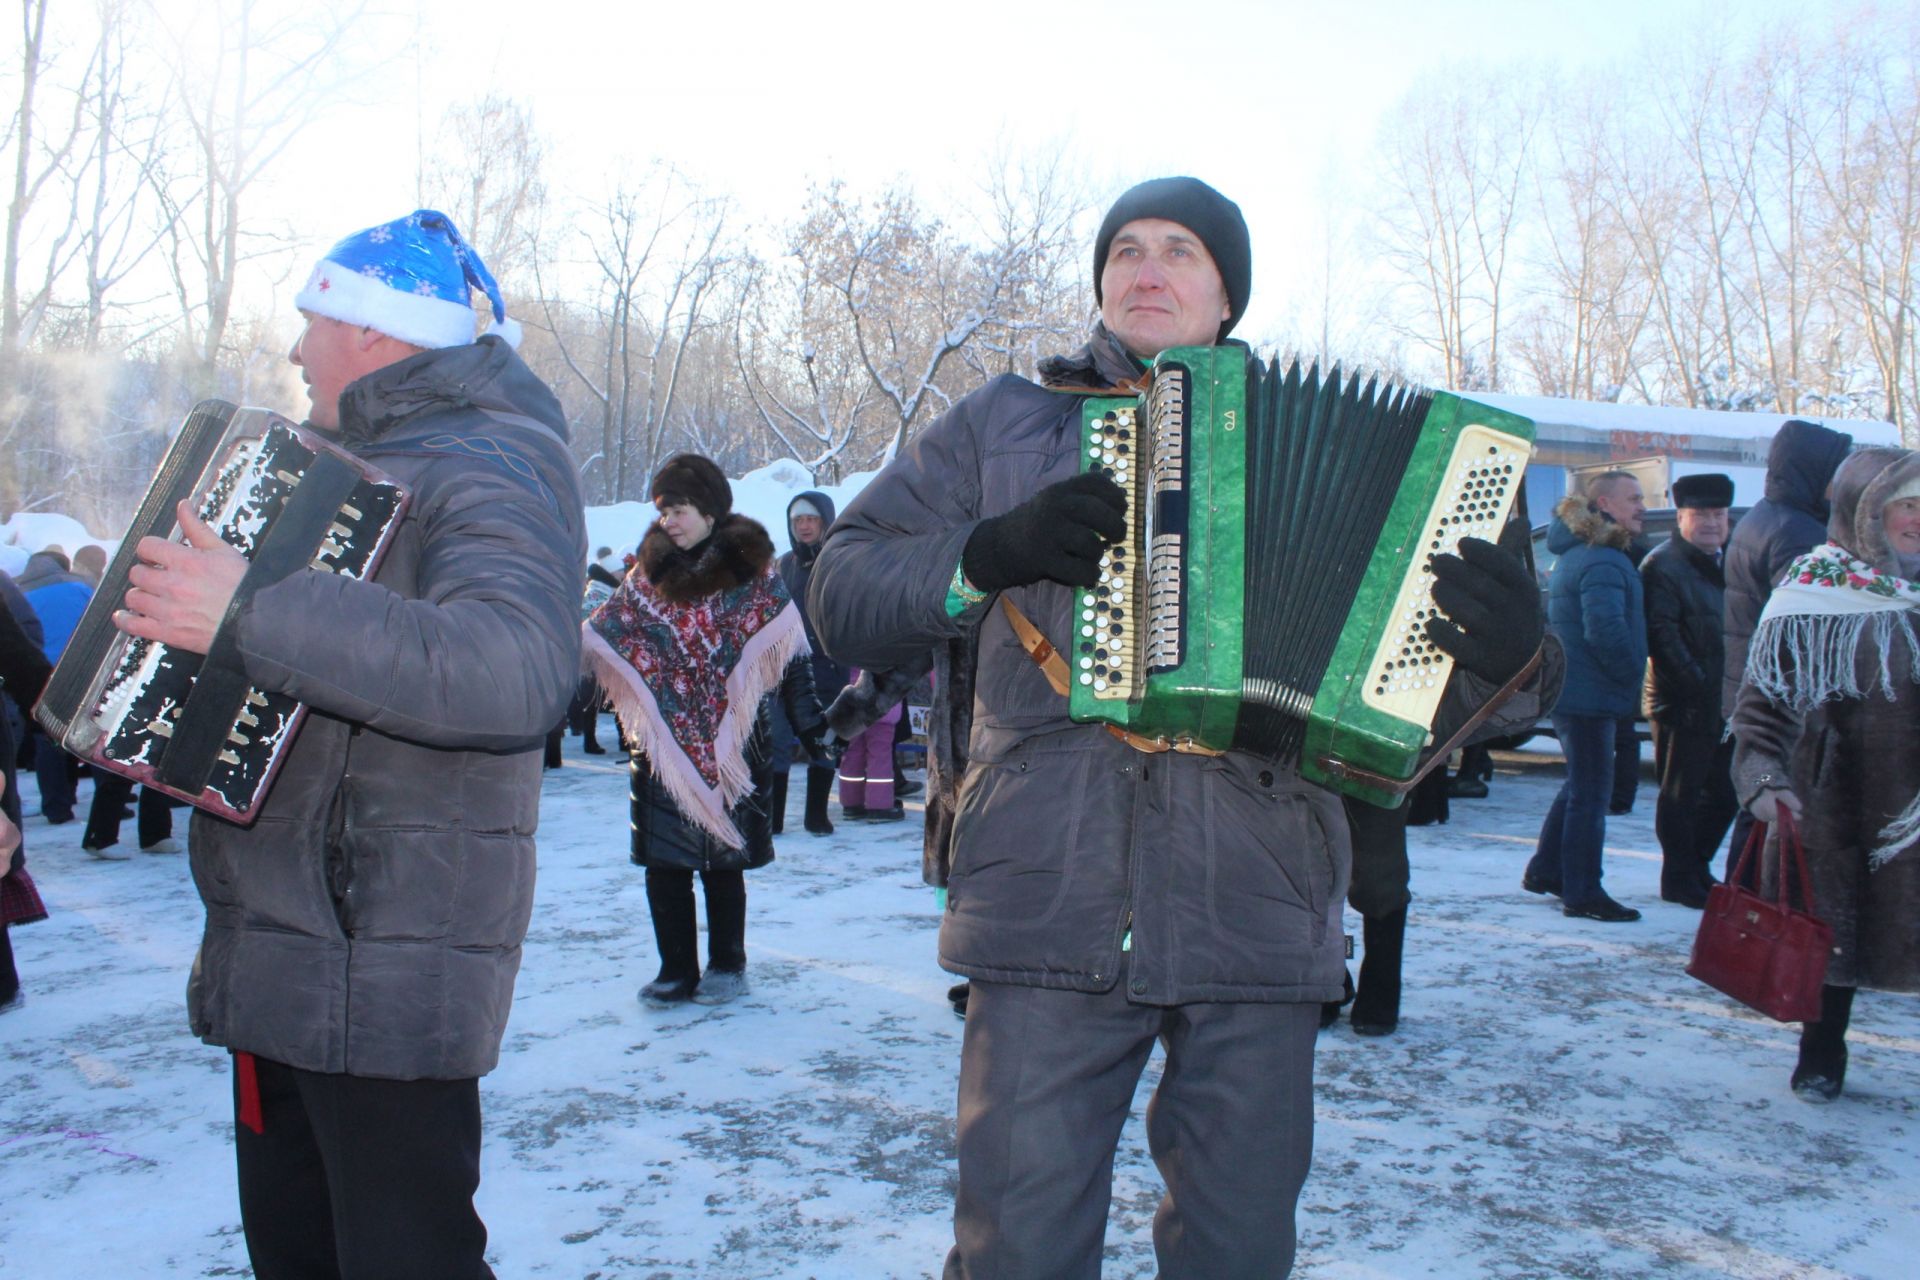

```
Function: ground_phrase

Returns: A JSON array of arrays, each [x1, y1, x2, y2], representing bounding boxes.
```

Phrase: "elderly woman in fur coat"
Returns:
[[584, 455, 831, 1008], [1733, 446, 1920, 1102]]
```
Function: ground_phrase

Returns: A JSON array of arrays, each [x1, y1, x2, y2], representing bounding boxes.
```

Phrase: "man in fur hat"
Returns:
[[1642, 472, 1739, 906], [809, 176, 1558, 1279], [112, 210, 586, 1279]]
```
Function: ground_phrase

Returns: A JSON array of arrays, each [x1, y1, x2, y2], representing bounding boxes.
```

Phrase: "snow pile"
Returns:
[[586, 459, 879, 560]]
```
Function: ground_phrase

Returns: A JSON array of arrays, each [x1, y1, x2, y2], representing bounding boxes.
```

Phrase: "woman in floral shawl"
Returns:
[[1733, 446, 1920, 1102], [584, 455, 830, 1007]]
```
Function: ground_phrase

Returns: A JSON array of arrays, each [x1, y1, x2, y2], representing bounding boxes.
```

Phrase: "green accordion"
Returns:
[[1066, 346, 1535, 806]]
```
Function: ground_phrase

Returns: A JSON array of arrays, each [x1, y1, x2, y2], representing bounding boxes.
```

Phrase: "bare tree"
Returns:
[[147, 0, 374, 394], [533, 167, 731, 502], [419, 93, 547, 293], [3, 0, 86, 365], [1802, 16, 1920, 439], [1373, 74, 1538, 391], [730, 248, 878, 483]]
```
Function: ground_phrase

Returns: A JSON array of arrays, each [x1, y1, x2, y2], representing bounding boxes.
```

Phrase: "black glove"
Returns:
[[798, 726, 840, 767], [961, 472, 1128, 593], [1424, 536, 1543, 686]]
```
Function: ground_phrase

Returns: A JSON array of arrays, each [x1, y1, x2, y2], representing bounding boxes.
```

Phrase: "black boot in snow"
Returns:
[[1319, 967, 1355, 1030], [769, 772, 788, 835], [1351, 907, 1407, 1037], [1791, 984, 1856, 1103], [803, 766, 835, 836]]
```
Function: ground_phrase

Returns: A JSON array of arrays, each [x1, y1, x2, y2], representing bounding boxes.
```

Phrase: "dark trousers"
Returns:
[[82, 773, 173, 850], [31, 731, 76, 821], [1611, 716, 1640, 812], [1527, 713, 1619, 907], [567, 678, 601, 748], [0, 925, 16, 1003], [946, 978, 1318, 1279], [234, 1055, 492, 1280], [1650, 717, 1738, 883], [644, 866, 747, 983], [1344, 793, 1411, 919]]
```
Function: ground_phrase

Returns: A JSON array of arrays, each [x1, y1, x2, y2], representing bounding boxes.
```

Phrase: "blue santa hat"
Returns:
[[293, 209, 522, 350]]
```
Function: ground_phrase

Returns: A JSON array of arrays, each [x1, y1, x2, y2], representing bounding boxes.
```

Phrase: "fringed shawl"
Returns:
[[1748, 541, 1920, 865], [583, 561, 806, 850]]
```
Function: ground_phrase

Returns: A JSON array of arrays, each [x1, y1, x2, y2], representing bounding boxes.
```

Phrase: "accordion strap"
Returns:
[[999, 596, 1224, 758], [1312, 645, 1546, 798]]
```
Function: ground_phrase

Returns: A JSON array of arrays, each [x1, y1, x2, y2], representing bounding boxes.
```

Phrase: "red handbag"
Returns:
[[1686, 809, 1834, 1022]]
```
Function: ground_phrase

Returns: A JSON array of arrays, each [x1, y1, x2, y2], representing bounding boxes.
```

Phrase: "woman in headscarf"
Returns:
[[584, 454, 831, 1007], [1733, 446, 1920, 1102]]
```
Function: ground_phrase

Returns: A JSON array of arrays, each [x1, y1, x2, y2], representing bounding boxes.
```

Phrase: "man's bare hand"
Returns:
[[114, 500, 249, 655]]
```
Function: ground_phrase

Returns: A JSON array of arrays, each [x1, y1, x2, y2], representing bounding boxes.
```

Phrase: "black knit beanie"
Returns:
[[649, 453, 732, 520], [1092, 177, 1252, 340]]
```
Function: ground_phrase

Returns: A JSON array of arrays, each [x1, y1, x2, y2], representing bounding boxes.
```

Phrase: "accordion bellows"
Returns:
[[34, 401, 408, 824], [1067, 347, 1535, 806]]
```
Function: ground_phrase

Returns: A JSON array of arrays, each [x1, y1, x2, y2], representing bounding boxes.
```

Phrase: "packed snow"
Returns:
[[3, 739, 1917, 1279]]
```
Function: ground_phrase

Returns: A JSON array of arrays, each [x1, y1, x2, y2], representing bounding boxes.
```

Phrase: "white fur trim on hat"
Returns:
[[294, 260, 480, 350]]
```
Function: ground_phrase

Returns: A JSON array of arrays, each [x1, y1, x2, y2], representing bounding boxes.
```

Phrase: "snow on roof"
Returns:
[[1469, 392, 1902, 447]]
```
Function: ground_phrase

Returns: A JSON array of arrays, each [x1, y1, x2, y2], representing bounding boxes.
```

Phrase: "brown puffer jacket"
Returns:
[[1732, 449, 1920, 992], [187, 337, 587, 1080]]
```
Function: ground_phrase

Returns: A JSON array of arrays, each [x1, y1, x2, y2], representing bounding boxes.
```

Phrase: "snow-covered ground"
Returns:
[[3, 744, 1917, 1279]]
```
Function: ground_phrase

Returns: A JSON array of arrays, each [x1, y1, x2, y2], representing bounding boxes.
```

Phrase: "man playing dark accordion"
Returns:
[[810, 176, 1559, 1278], [113, 212, 586, 1279]]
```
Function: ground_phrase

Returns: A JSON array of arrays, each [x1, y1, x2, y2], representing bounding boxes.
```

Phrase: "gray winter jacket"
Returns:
[[186, 337, 587, 1080], [809, 325, 1554, 1004]]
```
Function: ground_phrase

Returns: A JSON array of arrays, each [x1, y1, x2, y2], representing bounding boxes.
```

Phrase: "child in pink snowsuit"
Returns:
[[837, 667, 903, 818]]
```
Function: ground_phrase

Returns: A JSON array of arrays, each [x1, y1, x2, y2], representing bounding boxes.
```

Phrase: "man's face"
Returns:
[[288, 313, 417, 429], [1675, 505, 1730, 554], [1593, 478, 1647, 535], [791, 513, 824, 546], [1099, 218, 1232, 360]]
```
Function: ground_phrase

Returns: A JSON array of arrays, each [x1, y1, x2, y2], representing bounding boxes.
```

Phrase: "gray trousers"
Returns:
[[945, 978, 1319, 1279]]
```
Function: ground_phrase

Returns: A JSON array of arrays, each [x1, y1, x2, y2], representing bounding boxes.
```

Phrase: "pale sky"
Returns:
[[217, 0, 1834, 338]]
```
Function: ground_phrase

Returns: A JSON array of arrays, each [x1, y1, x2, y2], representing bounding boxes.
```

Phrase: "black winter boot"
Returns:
[[803, 766, 835, 836], [641, 869, 701, 1005], [1791, 984, 1856, 1103], [1351, 907, 1407, 1036], [1319, 967, 1355, 1030], [769, 772, 789, 835]]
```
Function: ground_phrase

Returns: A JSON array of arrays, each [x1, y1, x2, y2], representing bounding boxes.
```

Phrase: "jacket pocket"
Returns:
[[1200, 762, 1336, 948], [946, 745, 1088, 928]]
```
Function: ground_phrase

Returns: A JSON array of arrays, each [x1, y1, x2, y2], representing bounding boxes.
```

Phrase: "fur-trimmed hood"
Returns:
[[1833, 447, 1920, 574], [1552, 494, 1636, 552], [640, 514, 776, 605]]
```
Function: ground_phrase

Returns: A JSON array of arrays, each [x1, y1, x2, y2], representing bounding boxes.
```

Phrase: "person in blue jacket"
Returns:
[[1525, 471, 1650, 922]]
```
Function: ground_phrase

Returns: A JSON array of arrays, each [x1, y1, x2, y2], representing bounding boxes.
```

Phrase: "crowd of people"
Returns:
[[0, 177, 1913, 1280]]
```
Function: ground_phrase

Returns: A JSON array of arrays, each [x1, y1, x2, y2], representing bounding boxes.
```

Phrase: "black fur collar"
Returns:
[[640, 513, 775, 604]]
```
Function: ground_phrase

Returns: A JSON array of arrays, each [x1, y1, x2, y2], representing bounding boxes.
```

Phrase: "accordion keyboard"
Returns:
[[1080, 406, 1139, 700], [1145, 367, 1186, 672], [1362, 424, 1528, 719]]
